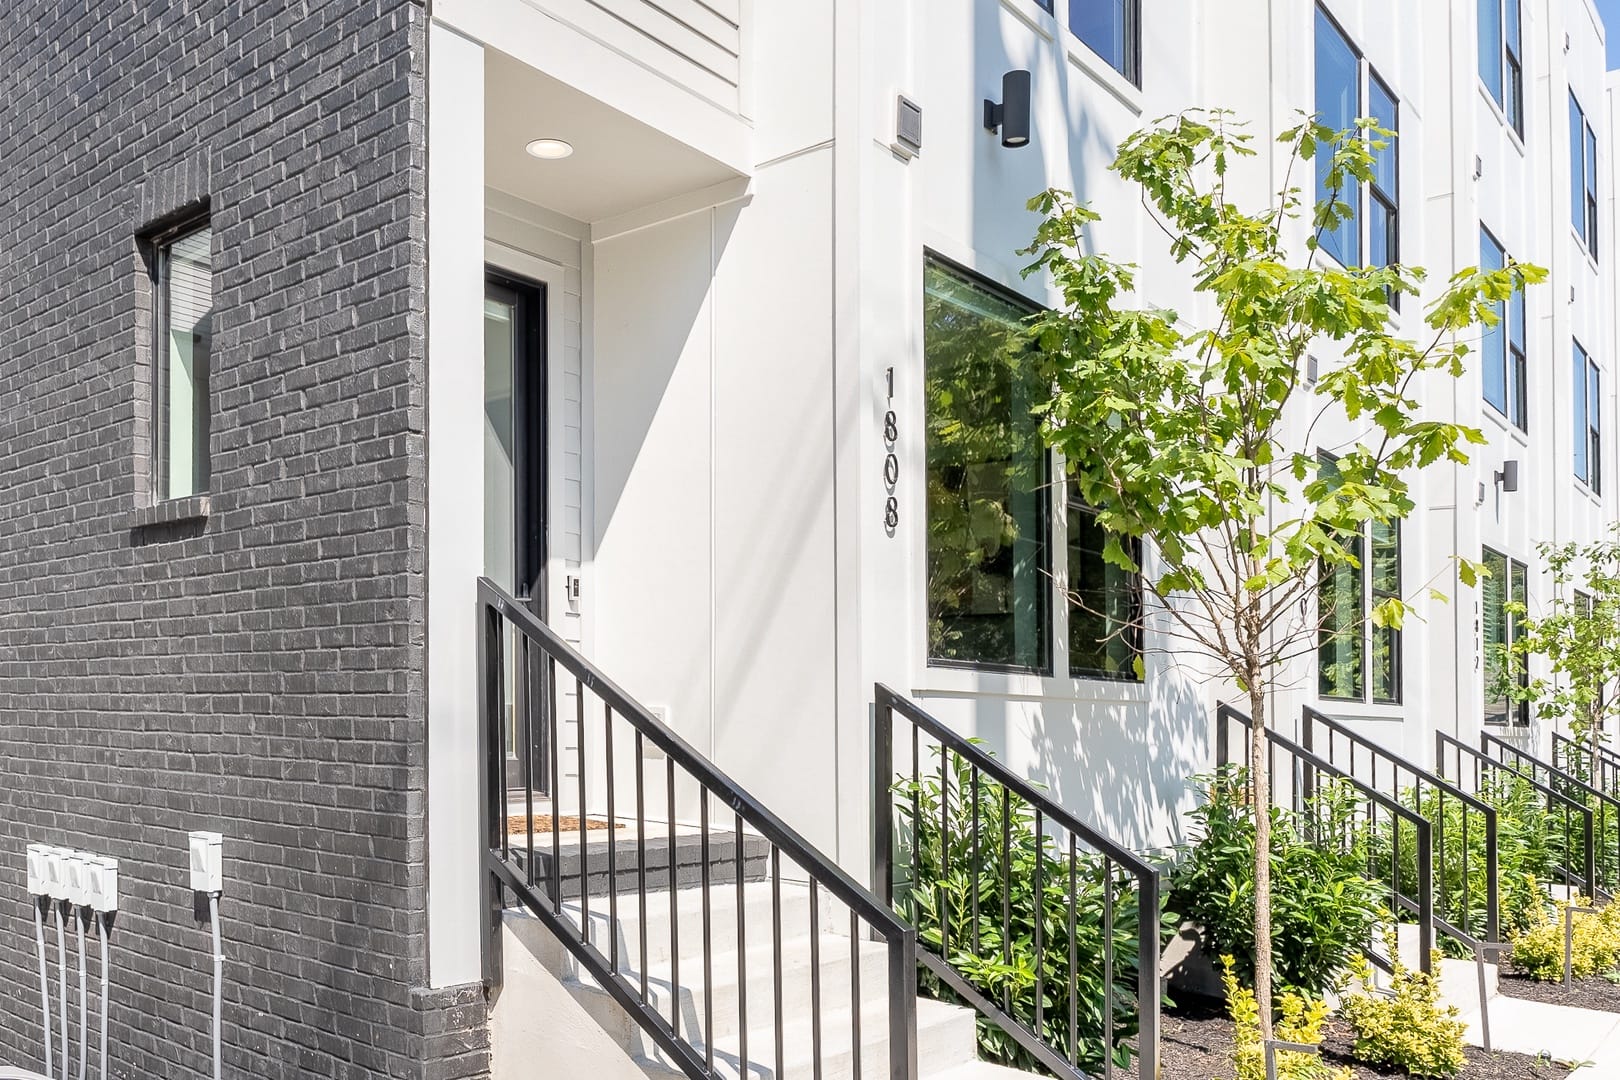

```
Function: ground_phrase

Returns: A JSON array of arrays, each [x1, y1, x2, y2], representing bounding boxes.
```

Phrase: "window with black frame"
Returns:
[[1314, 6, 1399, 281], [1575, 340, 1602, 494], [924, 257, 1051, 672], [1070, 0, 1140, 86], [1066, 496, 1143, 680], [1483, 547, 1530, 726], [152, 221, 214, 502], [1318, 521, 1403, 705], [1572, 92, 1600, 258], [1480, 0, 1524, 135], [1480, 227, 1527, 430]]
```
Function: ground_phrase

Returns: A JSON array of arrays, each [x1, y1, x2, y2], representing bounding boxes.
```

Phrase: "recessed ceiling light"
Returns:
[[525, 138, 574, 160]]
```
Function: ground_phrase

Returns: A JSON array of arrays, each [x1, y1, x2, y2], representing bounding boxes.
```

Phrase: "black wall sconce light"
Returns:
[[983, 70, 1032, 149], [1495, 459, 1520, 493]]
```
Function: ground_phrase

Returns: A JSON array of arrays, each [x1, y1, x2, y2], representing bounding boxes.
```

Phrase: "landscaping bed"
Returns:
[[1498, 969, 1620, 1014], [1158, 997, 1573, 1080]]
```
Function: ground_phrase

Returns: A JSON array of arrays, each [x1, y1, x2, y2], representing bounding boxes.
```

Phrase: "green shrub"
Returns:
[[1221, 956, 1351, 1080], [894, 744, 1174, 1075], [1338, 941, 1467, 1078], [1172, 768, 1386, 997], [1510, 898, 1620, 981]]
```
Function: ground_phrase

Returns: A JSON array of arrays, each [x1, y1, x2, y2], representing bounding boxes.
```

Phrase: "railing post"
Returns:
[[888, 926, 919, 1080], [476, 589, 506, 991], [873, 686, 895, 910], [1137, 870, 1162, 1080], [1215, 705, 1230, 769], [1485, 810, 1501, 944], [1299, 707, 1317, 806], [1416, 819, 1434, 974]]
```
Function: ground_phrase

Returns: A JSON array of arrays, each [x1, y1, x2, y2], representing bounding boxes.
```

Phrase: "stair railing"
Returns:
[[1216, 704, 1434, 972], [1480, 731, 1618, 899], [1436, 732, 1597, 899], [873, 684, 1161, 1080], [1300, 707, 1500, 945], [478, 578, 919, 1080], [1552, 730, 1620, 798]]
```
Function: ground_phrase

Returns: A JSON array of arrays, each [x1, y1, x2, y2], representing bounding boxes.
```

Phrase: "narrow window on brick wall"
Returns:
[[154, 223, 214, 501]]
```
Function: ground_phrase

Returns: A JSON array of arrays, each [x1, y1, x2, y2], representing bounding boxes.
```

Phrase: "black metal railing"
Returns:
[[1481, 732, 1618, 899], [1300, 707, 1500, 945], [1216, 704, 1434, 971], [478, 578, 919, 1080], [873, 685, 1161, 1080], [1435, 732, 1596, 898], [1553, 731, 1620, 798]]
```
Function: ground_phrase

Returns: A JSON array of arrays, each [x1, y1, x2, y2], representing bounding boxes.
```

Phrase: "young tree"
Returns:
[[1021, 110, 1543, 1032], [1503, 529, 1620, 783]]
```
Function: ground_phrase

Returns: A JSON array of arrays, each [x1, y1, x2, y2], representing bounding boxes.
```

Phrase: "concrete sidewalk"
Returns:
[[1459, 991, 1620, 1073]]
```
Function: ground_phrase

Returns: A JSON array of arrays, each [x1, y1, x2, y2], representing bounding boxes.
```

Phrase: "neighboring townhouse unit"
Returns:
[[0, 1, 1617, 1078]]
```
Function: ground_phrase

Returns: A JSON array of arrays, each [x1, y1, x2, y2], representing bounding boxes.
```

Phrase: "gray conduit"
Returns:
[[32, 902, 51, 1080], [0, 1070, 53, 1080], [208, 895, 222, 1080], [97, 919, 107, 1080], [74, 914, 86, 1080], [51, 905, 67, 1080]]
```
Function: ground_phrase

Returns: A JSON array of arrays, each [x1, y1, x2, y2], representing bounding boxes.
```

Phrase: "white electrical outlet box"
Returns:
[[64, 853, 91, 908], [26, 844, 48, 897], [42, 848, 68, 902], [86, 856, 118, 914], [188, 831, 223, 894]]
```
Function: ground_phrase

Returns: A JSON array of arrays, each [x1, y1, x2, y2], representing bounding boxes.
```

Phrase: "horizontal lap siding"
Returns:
[[529, 0, 742, 110]]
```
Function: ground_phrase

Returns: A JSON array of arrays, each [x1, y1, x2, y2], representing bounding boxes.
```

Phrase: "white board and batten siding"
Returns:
[[524, 0, 745, 113]]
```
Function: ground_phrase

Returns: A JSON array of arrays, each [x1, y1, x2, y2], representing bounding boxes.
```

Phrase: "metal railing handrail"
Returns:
[[1436, 731, 1597, 897], [1552, 730, 1620, 782], [478, 578, 919, 1079], [873, 684, 1162, 1080], [1301, 706, 1501, 944], [1481, 731, 1619, 900], [1216, 703, 1435, 972]]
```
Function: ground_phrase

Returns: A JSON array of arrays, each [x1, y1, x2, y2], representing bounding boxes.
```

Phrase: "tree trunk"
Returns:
[[1248, 682, 1275, 1041]]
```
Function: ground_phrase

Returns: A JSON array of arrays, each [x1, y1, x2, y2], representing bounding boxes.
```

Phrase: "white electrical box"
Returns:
[[26, 844, 48, 897], [188, 831, 223, 894], [42, 848, 68, 902], [86, 856, 118, 914], [64, 852, 91, 908]]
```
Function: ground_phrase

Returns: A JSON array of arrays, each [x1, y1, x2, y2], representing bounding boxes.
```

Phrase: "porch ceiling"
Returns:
[[484, 49, 744, 223]]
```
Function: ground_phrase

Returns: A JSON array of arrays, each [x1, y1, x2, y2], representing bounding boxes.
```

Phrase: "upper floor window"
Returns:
[[1571, 92, 1600, 258], [1480, 227, 1527, 430], [1314, 7, 1398, 275], [153, 222, 214, 501], [923, 254, 1142, 680], [1479, 0, 1524, 134], [1575, 340, 1602, 493], [1070, 1, 1140, 87], [1482, 547, 1529, 726]]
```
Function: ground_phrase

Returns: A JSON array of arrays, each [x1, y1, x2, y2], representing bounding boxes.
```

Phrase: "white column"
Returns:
[[426, 20, 486, 990]]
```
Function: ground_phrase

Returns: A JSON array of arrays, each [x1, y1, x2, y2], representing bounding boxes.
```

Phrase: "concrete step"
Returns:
[[636, 994, 980, 1080], [569, 935, 896, 1053], [513, 828, 772, 901]]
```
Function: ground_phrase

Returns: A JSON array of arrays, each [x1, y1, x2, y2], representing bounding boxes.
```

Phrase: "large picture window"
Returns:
[[923, 255, 1142, 680], [1482, 548, 1529, 726], [153, 222, 214, 501], [1070, 0, 1140, 87], [924, 257, 1051, 672], [1480, 227, 1527, 430]]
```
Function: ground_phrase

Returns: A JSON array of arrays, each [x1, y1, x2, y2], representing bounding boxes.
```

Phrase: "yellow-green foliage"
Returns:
[[1221, 956, 1352, 1080], [1338, 950, 1466, 1078], [1511, 898, 1620, 981]]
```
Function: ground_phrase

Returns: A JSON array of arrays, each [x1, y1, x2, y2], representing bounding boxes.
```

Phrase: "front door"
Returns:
[[484, 270, 547, 796]]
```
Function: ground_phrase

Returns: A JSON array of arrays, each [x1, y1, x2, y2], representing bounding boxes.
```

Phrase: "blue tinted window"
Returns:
[[1575, 343, 1591, 484], [1315, 8, 1361, 266], [1070, 0, 1138, 85], [1573, 95, 1587, 235], [1368, 76, 1398, 198], [1481, 230, 1508, 415], [1479, 0, 1503, 104]]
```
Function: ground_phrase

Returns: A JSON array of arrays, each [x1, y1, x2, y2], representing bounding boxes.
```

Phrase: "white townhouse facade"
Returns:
[[417, 0, 1620, 1067]]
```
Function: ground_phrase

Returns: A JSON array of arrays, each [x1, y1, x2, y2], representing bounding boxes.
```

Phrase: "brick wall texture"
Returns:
[[0, 1, 485, 1077]]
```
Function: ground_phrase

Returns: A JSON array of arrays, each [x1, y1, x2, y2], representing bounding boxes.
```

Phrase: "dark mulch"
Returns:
[[1499, 969, 1620, 1013], [1159, 996, 1573, 1080]]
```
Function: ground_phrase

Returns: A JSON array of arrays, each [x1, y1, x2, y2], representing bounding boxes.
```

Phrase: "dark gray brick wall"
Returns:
[[0, 0, 480, 1076]]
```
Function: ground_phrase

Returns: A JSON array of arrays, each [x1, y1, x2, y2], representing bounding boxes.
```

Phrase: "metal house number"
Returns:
[[883, 368, 899, 532]]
